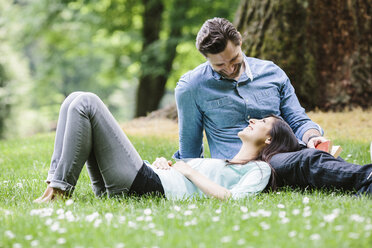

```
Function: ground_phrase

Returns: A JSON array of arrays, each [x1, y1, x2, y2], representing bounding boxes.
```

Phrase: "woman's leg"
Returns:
[[46, 92, 85, 182], [35, 92, 98, 202], [49, 92, 143, 197], [37, 92, 107, 201], [86, 152, 106, 197]]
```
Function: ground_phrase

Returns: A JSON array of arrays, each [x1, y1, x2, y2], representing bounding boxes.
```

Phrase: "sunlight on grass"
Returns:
[[308, 108, 372, 142], [123, 108, 372, 143], [1, 110, 371, 248]]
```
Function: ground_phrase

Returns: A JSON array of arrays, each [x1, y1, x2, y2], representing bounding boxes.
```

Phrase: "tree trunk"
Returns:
[[135, 0, 190, 117], [235, 0, 372, 110], [0, 64, 10, 139]]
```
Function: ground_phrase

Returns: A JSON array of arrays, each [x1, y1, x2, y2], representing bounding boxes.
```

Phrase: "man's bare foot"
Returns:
[[34, 187, 66, 203]]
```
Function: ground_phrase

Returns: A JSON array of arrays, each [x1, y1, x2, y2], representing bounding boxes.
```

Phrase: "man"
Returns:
[[173, 17, 371, 194]]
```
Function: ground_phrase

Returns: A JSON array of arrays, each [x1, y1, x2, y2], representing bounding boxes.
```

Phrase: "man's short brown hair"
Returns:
[[196, 17, 241, 56]]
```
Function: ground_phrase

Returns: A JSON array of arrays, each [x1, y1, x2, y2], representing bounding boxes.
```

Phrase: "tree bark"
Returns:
[[135, 0, 190, 117], [0, 64, 10, 139], [235, 0, 372, 110]]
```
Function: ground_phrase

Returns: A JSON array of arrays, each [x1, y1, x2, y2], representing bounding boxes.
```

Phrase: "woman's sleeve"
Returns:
[[230, 162, 271, 199]]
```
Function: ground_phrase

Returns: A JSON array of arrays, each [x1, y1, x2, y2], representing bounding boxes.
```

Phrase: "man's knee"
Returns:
[[270, 148, 327, 176], [271, 148, 324, 164]]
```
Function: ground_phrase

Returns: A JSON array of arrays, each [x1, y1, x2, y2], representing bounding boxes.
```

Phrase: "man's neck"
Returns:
[[233, 60, 246, 81]]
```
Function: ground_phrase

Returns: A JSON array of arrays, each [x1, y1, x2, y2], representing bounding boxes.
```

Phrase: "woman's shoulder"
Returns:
[[243, 160, 271, 171], [186, 158, 227, 166]]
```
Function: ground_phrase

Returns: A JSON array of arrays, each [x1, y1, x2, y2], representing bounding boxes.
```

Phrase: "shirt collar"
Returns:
[[209, 54, 254, 82], [243, 55, 254, 82]]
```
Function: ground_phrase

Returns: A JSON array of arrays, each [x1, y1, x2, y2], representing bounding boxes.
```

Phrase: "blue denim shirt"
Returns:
[[174, 55, 322, 159]]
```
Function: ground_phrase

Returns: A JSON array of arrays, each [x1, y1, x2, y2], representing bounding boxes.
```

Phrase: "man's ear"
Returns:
[[238, 31, 243, 45], [238, 32, 242, 44], [265, 137, 272, 145]]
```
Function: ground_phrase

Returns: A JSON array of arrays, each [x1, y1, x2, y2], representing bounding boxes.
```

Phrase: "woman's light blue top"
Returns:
[[149, 158, 271, 200]]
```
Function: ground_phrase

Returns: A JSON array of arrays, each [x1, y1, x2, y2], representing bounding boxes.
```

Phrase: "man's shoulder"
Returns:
[[177, 62, 211, 89], [246, 56, 282, 70], [246, 56, 287, 79]]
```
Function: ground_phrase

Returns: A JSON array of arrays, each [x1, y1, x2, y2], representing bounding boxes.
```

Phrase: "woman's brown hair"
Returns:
[[229, 115, 300, 191], [256, 115, 301, 191]]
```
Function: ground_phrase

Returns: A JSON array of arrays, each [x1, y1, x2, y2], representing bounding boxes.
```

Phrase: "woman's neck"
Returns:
[[230, 142, 260, 163]]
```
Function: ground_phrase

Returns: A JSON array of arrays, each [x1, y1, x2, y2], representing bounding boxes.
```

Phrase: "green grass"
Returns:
[[0, 133, 371, 248]]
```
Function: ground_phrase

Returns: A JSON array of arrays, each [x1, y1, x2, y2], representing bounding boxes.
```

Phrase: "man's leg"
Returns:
[[270, 148, 372, 194]]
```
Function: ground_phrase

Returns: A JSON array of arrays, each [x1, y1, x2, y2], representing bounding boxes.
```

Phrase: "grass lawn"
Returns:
[[1, 111, 372, 248]]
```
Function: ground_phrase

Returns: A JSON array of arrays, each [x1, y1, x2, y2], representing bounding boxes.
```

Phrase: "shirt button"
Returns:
[[245, 99, 249, 103], [247, 115, 250, 119]]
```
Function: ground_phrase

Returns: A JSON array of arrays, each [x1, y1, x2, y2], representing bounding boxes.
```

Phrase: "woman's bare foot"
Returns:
[[33, 186, 53, 203], [34, 187, 66, 203]]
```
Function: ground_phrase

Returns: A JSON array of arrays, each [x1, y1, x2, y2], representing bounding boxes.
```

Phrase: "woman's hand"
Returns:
[[172, 161, 193, 177], [152, 157, 173, 170]]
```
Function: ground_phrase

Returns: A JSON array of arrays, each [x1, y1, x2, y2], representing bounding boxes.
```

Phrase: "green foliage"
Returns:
[[165, 0, 241, 89], [1, 0, 241, 137], [0, 1, 33, 139], [0, 133, 371, 247]]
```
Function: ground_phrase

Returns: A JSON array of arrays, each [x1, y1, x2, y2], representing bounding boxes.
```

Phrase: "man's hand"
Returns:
[[307, 136, 328, 148], [152, 157, 173, 170], [172, 161, 193, 177]]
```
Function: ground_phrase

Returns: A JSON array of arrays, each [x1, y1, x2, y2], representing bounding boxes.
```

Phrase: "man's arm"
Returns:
[[173, 77, 204, 159], [279, 77, 326, 147], [302, 129, 328, 148]]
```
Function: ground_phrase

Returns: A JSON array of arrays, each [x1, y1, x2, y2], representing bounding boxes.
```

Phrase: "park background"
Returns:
[[0, 0, 371, 139], [0, 1, 372, 247]]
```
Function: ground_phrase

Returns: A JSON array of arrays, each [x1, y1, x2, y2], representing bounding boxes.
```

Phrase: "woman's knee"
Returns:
[[81, 92, 101, 102], [65, 91, 85, 103], [68, 92, 102, 113], [61, 91, 85, 110]]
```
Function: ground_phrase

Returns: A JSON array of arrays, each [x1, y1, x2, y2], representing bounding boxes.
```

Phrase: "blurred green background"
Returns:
[[0, 0, 240, 138], [1, 0, 371, 140]]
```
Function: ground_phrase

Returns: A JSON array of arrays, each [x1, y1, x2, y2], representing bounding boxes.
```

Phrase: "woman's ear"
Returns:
[[265, 137, 272, 145]]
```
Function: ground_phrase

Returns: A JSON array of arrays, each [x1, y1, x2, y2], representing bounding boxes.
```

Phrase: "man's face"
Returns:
[[206, 40, 244, 80]]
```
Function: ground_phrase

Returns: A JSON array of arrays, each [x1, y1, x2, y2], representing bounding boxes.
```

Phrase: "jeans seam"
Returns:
[[64, 103, 86, 187]]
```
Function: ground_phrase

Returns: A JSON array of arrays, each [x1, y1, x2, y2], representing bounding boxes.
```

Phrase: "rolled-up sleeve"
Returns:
[[173, 75, 204, 159], [279, 78, 323, 141]]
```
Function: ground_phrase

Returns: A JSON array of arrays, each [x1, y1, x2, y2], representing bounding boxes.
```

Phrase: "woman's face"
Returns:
[[238, 117, 275, 145]]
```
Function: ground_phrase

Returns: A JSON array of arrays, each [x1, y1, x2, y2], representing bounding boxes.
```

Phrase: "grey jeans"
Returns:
[[47, 92, 143, 196]]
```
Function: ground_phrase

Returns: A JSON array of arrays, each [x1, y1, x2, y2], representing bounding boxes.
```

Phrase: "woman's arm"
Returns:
[[172, 161, 231, 200]]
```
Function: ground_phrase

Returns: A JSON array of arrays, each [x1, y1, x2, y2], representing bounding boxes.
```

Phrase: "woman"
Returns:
[[34, 92, 299, 202]]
